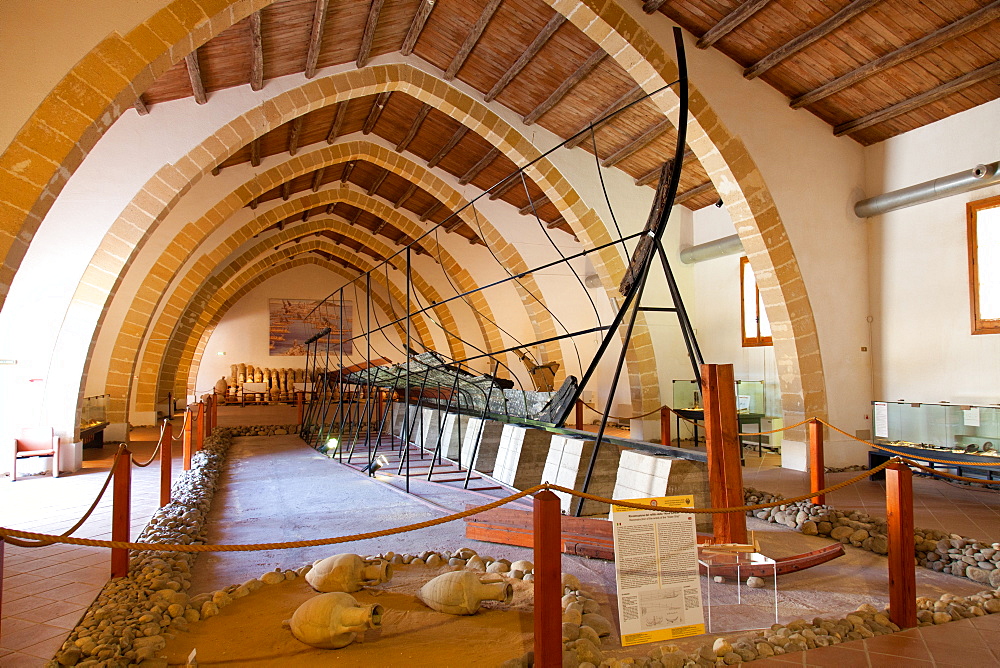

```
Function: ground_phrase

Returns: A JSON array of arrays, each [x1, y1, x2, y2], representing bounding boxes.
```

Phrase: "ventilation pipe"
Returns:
[[679, 234, 744, 264], [855, 161, 1000, 218]]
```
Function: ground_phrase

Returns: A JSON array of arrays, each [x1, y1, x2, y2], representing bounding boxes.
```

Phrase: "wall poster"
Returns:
[[611, 495, 705, 647], [269, 299, 352, 356]]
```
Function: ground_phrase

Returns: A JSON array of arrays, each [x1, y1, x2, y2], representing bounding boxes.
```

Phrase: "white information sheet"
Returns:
[[611, 495, 705, 646], [964, 407, 981, 427], [873, 402, 888, 439]]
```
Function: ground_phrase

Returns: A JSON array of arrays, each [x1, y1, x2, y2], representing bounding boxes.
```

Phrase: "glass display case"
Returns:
[[735, 380, 765, 415], [672, 380, 701, 410], [80, 394, 109, 447]]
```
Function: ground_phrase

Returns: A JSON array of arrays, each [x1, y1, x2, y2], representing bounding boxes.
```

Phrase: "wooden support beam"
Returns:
[[642, 0, 668, 13], [600, 117, 671, 168], [133, 96, 150, 115], [697, 0, 771, 49], [792, 2, 1000, 109], [249, 11, 264, 91], [401, 0, 435, 56], [443, 215, 465, 232], [458, 147, 500, 185], [250, 197, 259, 210], [326, 103, 348, 144], [886, 461, 916, 629], [372, 218, 389, 234], [350, 208, 364, 226], [674, 180, 714, 205], [341, 160, 356, 183], [420, 200, 442, 221], [444, 0, 503, 80], [524, 50, 605, 126], [565, 85, 644, 150], [287, 116, 304, 156], [544, 216, 566, 230], [396, 103, 432, 152], [635, 149, 693, 186], [395, 183, 418, 208], [301, 209, 310, 222], [367, 168, 389, 196], [311, 167, 326, 192], [488, 174, 523, 200], [304, 0, 330, 79], [744, 0, 881, 80], [210, 165, 221, 176], [835, 61, 1000, 136], [362, 91, 391, 134], [325, 203, 336, 215], [427, 126, 468, 168], [519, 195, 550, 216], [485, 13, 565, 102], [183, 408, 193, 469], [357, 0, 385, 68], [809, 419, 825, 505], [281, 181, 292, 201], [701, 363, 747, 545], [250, 138, 261, 167], [660, 406, 670, 447], [184, 50, 207, 104]]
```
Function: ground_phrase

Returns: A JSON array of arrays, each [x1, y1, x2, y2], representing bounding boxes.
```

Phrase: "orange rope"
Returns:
[[902, 458, 1000, 485], [819, 418, 1000, 466], [580, 401, 663, 420], [132, 423, 165, 468]]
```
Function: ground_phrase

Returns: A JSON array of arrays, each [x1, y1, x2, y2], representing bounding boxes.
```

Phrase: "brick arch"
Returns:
[[170, 240, 425, 401]]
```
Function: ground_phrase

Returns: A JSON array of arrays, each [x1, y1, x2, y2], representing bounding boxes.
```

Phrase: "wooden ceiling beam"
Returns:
[[325, 203, 336, 215], [601, 118, 671, 168], [395, 183, 418, 209], [696, 0, 771, 50], [301, 209, 311, 222], [250, 197, 259, 210], [281, 181, 292, 201], [372, 218, 389, 234], [357, 0, 386, 68], [341, 160, 356, 183], [396, 103, 432, 152], [444, 0, 503, 80], [444, 216, 465, 232], [427, 126, 468, 168], [350, 209, 364, 226], [488, 173, 523, 200], [133, 96, 149, 115], [184, 50, 207, 104], [744, 0, 881, 80], [311, 167, 326, 192], [401, 0, 435, 56], [519, 196, 550, 216], [304, 0, 331, 79], [458, 147, 500, 185], [524, 50, 605, 125], [485, 13, 566, 102], [249, 11, 264, 91], [642, 0, 668, 14], [544, 216, 566, 229], [250, 138, 261, 167], [367, 168, 389, 196], [835, 60, 1000, 137], [674, 181, 715, 205], [326, 103, 348, 144], [420, 200, 442, 222], [362, 92, 391, 134], [634, 149, 694, 186], [791, 1, 1000, 109], [287, 117, 304, 156], [565, 85, 645, 150]]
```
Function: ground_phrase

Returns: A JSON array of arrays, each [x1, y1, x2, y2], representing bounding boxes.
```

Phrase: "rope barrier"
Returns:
[[132, 424, 164, 468], [818, 418, 1000, 466], [579, 401, 664, 421], [172, 410, 188, 441], [737, 417, 813, 437], [901, 458, 1000, 485], [4, 445, 126, 548]]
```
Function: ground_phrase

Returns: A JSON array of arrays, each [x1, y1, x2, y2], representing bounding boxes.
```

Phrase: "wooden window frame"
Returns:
[[740, 256, 772, 347], [968, 194, 1000, 335]]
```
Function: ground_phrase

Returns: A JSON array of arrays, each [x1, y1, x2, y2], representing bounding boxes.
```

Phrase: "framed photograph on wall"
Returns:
[[269, 299, 353, 356]]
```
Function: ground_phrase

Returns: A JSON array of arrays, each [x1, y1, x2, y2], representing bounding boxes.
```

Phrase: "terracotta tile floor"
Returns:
[[2, 411, 999, 666]]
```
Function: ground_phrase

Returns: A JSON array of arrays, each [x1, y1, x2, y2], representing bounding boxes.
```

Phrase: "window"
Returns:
[[968, 195, 1000, 334], [741, 256, 772, 347]]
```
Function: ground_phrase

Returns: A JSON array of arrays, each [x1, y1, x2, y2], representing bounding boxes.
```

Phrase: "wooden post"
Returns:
[[809, 419, 825, 505], [111, 446, 132, 578], [159, 421, 172, 508], [195, 401, 205, 452], [660, 406, 671, 446], [183, 408, 193, 471], [701, 363, 747, 545], [1, 534, 5, 637], [297, 391, 305, 424], [167, 391, 173, 419], [533, 490, 561, 667], [886, 461, 916, 628], [575, 399, 584, 430]]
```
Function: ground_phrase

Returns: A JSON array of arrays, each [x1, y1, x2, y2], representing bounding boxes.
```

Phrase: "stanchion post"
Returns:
[[533, 490, 561, 667], [195, 401, 205, 452], [575, 399, 584, 431], [701, 363, 747, 545], [1, 534, 5, 637], [167, 391, 173, 419], [297, 391, 305, 425], [159, 421, 172, 508], [809, 419, 825, 505], [660, 406, 671, 446], [111, 447, 132, 578], [886, 461, 916, 628], [183, 408, 193, 471]]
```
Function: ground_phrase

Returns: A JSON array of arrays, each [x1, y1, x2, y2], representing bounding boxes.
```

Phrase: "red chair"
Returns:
[[13, 427, 60, 481]]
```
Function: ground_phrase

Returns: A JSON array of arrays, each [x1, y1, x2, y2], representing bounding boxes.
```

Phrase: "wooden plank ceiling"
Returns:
[[138, 0, 1000, 246]]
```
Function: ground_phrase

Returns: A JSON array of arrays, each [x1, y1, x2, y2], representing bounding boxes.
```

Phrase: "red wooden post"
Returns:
[[167, 391, 173, 419], [195, 401, 205, 453], [660, 406, 671, 446], [297, 391, 305, 425], [159, 421, 172, 508], [809, 419, 826, 505], [886, 461, 916, 628], [211, 392, 218, 430], [701, 363, 747, 545], [1, 534, 5, 637], [183, 408, 193, 471], [533, 490, 561, 667], [575, 399, 584, 430], [111, 446, 132, 578]]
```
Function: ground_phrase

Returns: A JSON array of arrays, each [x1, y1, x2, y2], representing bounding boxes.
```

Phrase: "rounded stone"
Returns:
[[747, 576, 766, 589]]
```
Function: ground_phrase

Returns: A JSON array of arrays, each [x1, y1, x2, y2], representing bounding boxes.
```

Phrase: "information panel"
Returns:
[[611, 495, 705, 646]]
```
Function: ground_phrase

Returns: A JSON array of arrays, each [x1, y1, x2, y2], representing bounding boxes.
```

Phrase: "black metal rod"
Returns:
[[655, 239, 703, 383], [464, 360, 499, 489], [427, 371, 462, 480]]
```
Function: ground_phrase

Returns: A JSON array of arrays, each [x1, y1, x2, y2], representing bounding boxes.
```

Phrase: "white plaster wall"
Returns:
[[866, 99, 1000, 408]]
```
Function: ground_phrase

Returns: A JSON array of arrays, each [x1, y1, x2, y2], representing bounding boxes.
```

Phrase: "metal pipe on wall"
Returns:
[[679, 234, 744, 264], [855, 161, 1000, 218]]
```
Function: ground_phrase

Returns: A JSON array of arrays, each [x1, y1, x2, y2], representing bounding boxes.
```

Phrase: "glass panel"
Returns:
[[977, 204, 1000, 319], [757, 290, 771, 337], [742, 260, 757, 339]]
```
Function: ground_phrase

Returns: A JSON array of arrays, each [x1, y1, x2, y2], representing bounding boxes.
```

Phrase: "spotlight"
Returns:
[[363, 454, 389, 474], [715, 198, 724, 208], [321, 437, 340, 456]]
